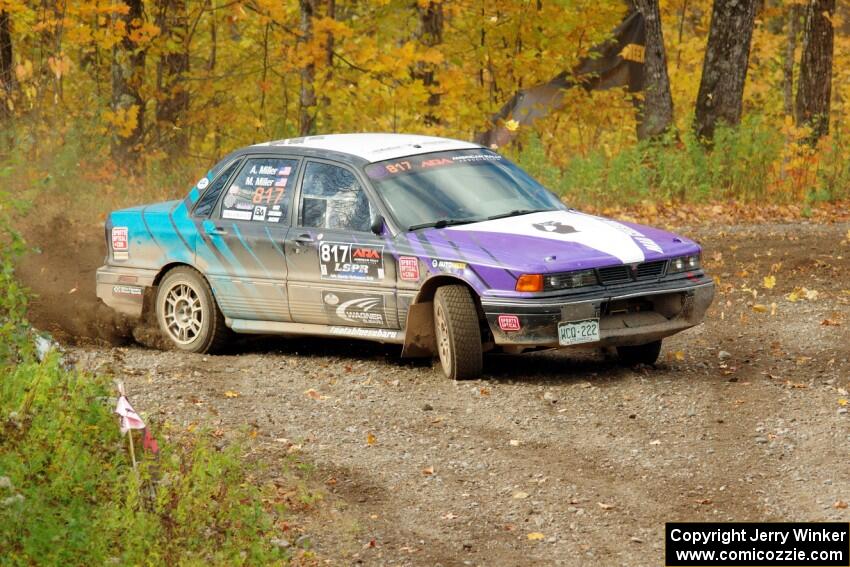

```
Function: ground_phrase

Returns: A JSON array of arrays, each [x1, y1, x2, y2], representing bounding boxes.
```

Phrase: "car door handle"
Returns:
[[293, 234, 314, 245], [209, 226, 228, 236]]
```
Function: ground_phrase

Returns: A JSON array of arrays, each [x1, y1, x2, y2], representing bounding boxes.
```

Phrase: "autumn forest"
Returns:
[[1, 0, 849, 207]]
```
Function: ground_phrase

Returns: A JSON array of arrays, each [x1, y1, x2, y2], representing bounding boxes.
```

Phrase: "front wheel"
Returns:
[[433, 285, 483, 380], [616, 339, 662, 366], [155, 266, 229, 353]]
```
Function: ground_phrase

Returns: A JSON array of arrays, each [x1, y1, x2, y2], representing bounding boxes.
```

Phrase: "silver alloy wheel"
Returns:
[[435, 302, 452, 370], [162, 282, 203, 344]]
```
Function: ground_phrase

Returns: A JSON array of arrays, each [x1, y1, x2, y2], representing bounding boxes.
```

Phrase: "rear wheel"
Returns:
[[433, 285, 483, 380], [616, 339, 662, 366], [156, 267, 228, 353]]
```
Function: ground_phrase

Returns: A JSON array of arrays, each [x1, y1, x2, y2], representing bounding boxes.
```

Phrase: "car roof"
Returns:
[[251, 133, 481, 164]]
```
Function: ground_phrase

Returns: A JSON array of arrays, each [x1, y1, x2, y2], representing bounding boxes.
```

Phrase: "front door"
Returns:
[[202, 155, 300, 322], [285, 160, 399, 334]]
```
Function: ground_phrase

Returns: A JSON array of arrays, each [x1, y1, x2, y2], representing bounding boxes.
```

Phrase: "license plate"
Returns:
[[558, 319, 600, 346]]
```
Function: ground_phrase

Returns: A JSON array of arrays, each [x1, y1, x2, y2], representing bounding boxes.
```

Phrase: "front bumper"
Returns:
[[482, 278, 715, 348], [95, 265, 159, 318]]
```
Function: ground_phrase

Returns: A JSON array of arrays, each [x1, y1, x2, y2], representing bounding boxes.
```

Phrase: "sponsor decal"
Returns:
[[252, 205, 267, 221], [197, 177, 210, 190], [319, 242, 385, 281], [223, 194, 237, 208], [533, 220, 577, 235], [235, 201, 253, 210], [323, 291, 386, 327], [222, 209, 252, 220], [497, 314, 521, 332], [329, 326, 398, 340], [421, 158, 453, 168], [278, 166, 292, 176], [451, 153, 502, 163], [398, 256, 420, 281], [431, 259, 466, 272], [114, 252, 129, 261], [113, 285, 143, 297], [274, 177, 287, 188], [228, 185, 239, 194], [111, 227, 129, 251]]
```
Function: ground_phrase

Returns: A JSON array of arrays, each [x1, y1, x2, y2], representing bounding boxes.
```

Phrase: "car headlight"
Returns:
[[669, 253, 701, 273], [544, 268, 598, 291]]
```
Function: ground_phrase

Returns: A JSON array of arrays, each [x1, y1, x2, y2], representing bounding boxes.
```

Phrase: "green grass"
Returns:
[[0, 182, 294, 566], [513, 116, 850, 207]]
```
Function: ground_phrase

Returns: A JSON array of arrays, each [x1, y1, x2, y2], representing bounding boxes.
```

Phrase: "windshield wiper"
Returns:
[[407, 218, 482, 231], [486, 208, 553, 221]]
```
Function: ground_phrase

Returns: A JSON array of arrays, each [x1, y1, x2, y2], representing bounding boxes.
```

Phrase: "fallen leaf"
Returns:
[[513, 491, 529, 499], [696, 498, 713, 505], [304, 388, 326, 400], [366, 432, 377, 445], [762, 275, 776, 289], [649, 439, 661, 445], [839, 399, 848, 407], [224, 390, 240, 398], [752, 304, 768, 313], [480, 387, 490, 396], [509, 439, 520, 446], [822, 319, 841, 326], [527, 532, 545, 541], [68, 287, 78, 294], [598, 502, 615, 510], [674, 350, 685, 361], [441, 512, 458, 520], [422, 466, 434, 475], [835, 501, 848, 509]]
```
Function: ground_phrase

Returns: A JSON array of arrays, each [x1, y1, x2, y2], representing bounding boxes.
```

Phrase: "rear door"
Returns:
[[202, 155, 300, 322], [285, 159, 399, 332]]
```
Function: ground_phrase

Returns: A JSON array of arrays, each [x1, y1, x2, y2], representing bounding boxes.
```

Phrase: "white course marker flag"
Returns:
[[115, 395, 146, 434]]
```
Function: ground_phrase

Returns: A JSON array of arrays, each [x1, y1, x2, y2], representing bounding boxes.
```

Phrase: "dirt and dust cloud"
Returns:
[[15, 214, 138, 346]]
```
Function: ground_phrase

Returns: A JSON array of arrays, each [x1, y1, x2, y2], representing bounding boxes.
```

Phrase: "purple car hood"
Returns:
[[420, 209, 700, 275]]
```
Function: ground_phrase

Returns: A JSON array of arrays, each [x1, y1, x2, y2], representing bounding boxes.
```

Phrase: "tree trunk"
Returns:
[[782, 3, 800, 117], [633, 0, 674, 139], [413, 0, 444, 125], [110, 0, 146, 163], [795, 0, 835, 143], [156, 0, 190, 154], [694, 0, 758, 142], [298, 0, 317, 136]]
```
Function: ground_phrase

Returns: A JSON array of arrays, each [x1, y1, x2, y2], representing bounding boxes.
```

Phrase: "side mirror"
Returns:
[[370, 214, 385, 235]]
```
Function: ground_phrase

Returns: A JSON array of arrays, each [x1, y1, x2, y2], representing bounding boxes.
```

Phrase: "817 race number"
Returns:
[[319, 242, 384, 281]]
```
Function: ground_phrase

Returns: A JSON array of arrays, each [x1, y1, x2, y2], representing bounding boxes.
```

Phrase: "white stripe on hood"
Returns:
[[446, 210, 647, 264]]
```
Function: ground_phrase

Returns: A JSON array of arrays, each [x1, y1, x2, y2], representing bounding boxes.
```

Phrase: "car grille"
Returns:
[[597, 265, 631, 283], [597, 260, 667, 284]]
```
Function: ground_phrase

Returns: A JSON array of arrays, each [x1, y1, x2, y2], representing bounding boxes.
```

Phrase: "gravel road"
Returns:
[[67, 221, 850, 566]]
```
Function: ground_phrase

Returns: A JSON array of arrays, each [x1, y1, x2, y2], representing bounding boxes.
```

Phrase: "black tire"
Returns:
[[616, 340, 662, 366], [155, 266, 229, 354], [433, 285, 483, 380]]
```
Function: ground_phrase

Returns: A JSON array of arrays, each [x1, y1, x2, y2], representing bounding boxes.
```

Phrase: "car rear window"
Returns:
[[220, 158, 299, 224]]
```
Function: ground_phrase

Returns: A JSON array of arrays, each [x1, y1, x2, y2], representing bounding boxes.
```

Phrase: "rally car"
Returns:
[[96, 133, 714, 379]]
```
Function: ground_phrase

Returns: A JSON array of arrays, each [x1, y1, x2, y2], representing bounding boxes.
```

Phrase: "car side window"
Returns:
[[300, 162, 372, 232], [220, 157, 298, 224], [193, 159, 241, 217]]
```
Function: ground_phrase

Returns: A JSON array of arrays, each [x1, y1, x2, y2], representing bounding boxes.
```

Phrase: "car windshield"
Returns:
[[363, 149, 565, 231]]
